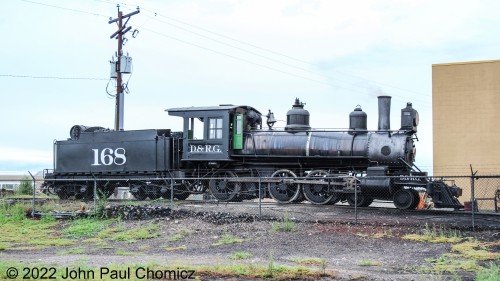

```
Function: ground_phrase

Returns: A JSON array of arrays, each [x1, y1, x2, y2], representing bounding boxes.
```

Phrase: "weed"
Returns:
[[168, 228, 192, 242], [421, 255, 480, 274], [94, 190, 109, 219], [0, 203, 27, 222], [403, 223, 462, 243], [265, 252, 275, 278], [272, 213, 297, 233], [0, 207, 76, 249], [230, 251, 253, 260], [96, 223, 125, 239], [212, 233, 244, 246], [111, 223, 160, 243], [320, 258, 328, 276], [289, 257, 326, 265], [451, 240, 499, 261], [476, 262, 500, 281], [63, 218, 113, 239]]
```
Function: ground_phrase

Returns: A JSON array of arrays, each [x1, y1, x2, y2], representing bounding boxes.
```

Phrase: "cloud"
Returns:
[[0, 147, 52, 165]]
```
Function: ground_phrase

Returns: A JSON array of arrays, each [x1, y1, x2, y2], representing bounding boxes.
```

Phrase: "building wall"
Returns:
[[433, 60, 500, 207], [433, 60, 500, 175]]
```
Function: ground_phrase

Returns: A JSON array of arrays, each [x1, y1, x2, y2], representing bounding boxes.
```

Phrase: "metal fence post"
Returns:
[[471, 175, 475, 231], [170, 177, 174, 210], [28, 171, 36, 218], [94, 179, 97, 213], [470, 165, 477, 231], [258, 176, 262, 218], [354, 183, 358, 224]]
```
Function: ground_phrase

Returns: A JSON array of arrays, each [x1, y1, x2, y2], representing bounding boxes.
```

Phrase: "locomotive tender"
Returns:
[[43, 96, 463, 210]]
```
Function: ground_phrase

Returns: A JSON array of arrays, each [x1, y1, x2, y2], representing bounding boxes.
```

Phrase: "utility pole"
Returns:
[[109, 5, 140, 131]]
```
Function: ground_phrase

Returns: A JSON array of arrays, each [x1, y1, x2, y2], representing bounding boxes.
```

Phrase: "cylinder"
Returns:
[[378, 96, 391, 131]]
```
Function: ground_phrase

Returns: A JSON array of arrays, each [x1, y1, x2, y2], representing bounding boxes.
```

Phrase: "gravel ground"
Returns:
[[2, 201, 499, 281]]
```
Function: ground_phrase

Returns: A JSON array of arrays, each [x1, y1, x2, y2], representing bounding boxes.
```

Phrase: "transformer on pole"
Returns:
[[109, 5, 140, 131]]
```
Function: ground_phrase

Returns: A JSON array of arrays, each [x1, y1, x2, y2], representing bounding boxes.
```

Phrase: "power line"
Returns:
[[135, 5, 430, 98], [140, 27, 328, 84], [21, 0, 430, 102], [92, 0, 430, 100], [141, 26, 430, 104], [0, 74, 108, 81], [19, 0, 108, 17]]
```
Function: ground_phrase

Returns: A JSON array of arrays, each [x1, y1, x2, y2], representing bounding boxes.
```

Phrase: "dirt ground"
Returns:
[[2, 200, 499, 280]]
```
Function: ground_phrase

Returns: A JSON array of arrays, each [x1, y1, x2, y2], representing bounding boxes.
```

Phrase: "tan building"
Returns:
[[432, 60, 500, 209]]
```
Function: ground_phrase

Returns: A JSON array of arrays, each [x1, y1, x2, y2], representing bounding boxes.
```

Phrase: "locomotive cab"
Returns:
[[167, 105, 261, 163]]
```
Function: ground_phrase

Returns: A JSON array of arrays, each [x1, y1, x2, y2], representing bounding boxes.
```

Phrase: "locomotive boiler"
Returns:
[[43, 96, 463, 210]]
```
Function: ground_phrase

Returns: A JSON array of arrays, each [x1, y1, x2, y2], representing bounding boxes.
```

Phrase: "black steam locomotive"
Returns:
[[42, 96, 463, 210]]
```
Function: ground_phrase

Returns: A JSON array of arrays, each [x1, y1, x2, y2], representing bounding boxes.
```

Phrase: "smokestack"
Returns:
[[378, 96, 391, 130]]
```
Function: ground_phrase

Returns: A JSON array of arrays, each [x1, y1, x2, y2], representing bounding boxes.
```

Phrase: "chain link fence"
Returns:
[[1, 172, 499, 230]]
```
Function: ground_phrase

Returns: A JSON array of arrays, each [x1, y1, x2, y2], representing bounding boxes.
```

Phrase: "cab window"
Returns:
[[208, 118, 223, 139], [188, 117, 204, 140]]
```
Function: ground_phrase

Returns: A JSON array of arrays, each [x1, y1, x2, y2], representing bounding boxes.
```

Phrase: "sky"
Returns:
[[1, 0, 499, 175]]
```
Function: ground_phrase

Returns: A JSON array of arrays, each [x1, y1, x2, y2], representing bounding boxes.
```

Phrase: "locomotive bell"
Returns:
[[349, 105, 367, 132], [400, 102, 419, 132], [285, 98, 311, 131]]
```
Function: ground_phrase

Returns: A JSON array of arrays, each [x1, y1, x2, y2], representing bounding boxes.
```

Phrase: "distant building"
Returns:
[[0, 172, 44, 192], [432, 60, 500, 208]]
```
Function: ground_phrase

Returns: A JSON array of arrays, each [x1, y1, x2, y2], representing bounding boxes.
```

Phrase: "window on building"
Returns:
[[1, 184, 16, 191], [208, 118, 223, 139]]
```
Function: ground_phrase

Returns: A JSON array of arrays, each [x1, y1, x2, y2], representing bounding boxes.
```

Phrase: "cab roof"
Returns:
[[166, 105, 261, 116]]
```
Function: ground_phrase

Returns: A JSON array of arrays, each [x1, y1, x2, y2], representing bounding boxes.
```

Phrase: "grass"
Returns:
[[163, 246, 187, 251], [272, 213, 297, 233], [359, 260, 384, 266], [168, 228, 192, 242], [0, 248, 335, 280], [115, 249, 141, 256], [415, 238, 499, 276], [476, 262, 500, 281], [63, 218, 114, 239], [111, 223, 161, 243], [420, 255, 480, 274], [403, 224, 462, 243], [402, 224, 498, 276], [138, 245, 151, 251], [82, 237, 107, 246], [212, 233, 245, 246], [230, 251, 253, 260], [0, 204, 75, 249], [451, 240, 500, 261], [58, 246, 86, 255], [96, 223, 126, 239], [356, 229, 393, 239], [289, 257, 326, 265]]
